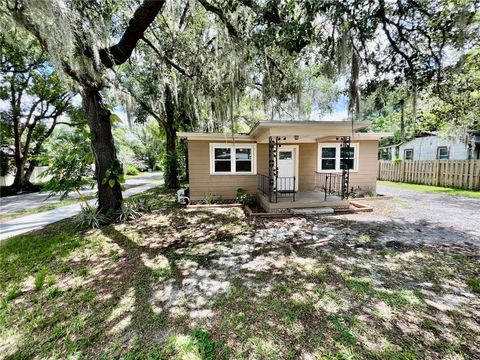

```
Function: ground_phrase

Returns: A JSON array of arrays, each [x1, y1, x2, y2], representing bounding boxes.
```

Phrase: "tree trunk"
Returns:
[[9, 104, 30, 191], [11, 157, 28, 190], [24, 159, 38, 183], [164, 85, 179, 190], [81, 87, 123, 213], [400, 99, 405, 141]]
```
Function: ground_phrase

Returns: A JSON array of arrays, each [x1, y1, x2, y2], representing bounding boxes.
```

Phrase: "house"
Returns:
[[178, 121, 390, 211], [379, 133, 480, 161]]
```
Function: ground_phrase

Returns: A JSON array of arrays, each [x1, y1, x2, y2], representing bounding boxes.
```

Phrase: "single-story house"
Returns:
[[178, 121, 390, 211], [379, 132, 480, 161]]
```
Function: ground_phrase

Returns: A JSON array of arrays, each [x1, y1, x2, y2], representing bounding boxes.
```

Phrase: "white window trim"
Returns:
[[209, 143, 257, 175], [317, 143, 359, 173]]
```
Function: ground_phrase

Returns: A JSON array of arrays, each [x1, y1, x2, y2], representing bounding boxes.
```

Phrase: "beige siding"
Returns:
[[350, 140, 378, 190], [298, 143, 317, 190], [313, 140, 378, 190], [188, 140, 263, 200], [187, 139, 379, 200]]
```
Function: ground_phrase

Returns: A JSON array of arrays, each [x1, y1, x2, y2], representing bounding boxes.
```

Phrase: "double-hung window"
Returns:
[[317, 143, 358, 172], [210, 143, 256, 174]]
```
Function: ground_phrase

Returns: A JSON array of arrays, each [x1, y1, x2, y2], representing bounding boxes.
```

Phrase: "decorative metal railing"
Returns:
[[258, 173, 296, 203], [276, 176, 296, 201], [315, 172, 346, 200], [257, 173, 270, 197]]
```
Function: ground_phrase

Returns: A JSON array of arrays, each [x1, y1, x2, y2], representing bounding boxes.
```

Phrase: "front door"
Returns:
[[277, 147, 297, 192]]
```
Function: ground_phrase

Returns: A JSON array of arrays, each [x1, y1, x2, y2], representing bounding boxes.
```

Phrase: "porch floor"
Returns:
[[257, 190, 349, 212]]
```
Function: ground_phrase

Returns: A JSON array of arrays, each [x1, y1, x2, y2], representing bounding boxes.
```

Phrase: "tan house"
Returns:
[[178, 121, 390, 211]]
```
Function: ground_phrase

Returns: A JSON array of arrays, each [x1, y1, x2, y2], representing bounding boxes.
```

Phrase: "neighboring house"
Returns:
[[178, 121, 390, 211], [379, 133, 480, 161]]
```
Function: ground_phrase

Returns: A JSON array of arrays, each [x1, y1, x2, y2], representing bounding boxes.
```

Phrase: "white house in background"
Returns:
[[379, 132, 480, 161]]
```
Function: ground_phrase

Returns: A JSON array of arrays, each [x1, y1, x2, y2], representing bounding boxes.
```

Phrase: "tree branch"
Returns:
[[141, 35, 193, 78], [89, 0, 166, 68], [197, 0, 239, 38]]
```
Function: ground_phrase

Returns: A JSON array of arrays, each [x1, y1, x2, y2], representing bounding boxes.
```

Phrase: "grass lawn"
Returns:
[[1, 187, 479, 359], [379, 181, 480, 198]]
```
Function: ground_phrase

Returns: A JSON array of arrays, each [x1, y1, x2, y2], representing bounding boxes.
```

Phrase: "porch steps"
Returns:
[[291, 207, 335, 215]]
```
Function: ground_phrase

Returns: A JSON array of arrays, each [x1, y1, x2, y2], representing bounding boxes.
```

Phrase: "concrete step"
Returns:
[[291, 207, 335, 215]]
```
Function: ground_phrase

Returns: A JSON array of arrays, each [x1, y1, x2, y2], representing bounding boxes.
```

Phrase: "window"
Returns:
[[437, 146, 449, 160], [210, 144, 256, 174], [279, 151, 292, 160], [340, 146, 355, 170], [214, 148, 231, 172], [235, 148, 252, 172], [404, 149, 414, 160], [321, 147, 337, 170], [317, 143, 358, 172]]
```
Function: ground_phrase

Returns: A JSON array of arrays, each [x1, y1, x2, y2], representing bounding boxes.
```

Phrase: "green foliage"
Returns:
[[116, 202, 142, 222], [101, 159, 125, 190], [236, 188, 256, 207], [46, 275, 56, 287], [392, 158, 402, 166], [365, 188, 377, 197], [327, 314, 357, 346], [46, 286, 61, 299], [34, 269, 48, 291], [125, 164, 139, 176], [42, 127, 94, 202], [0, 32, 72, 186], [75, 205, 109, 230], [203, 193, 215, 204], [467, 278, 480, 294], [114, 120, 163, 171], [4, 285, 22, 302]]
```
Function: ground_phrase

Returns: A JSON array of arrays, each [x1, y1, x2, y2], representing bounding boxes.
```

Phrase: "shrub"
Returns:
[[117, 202, 142, 222], [75, 205, 109, 229], [204, 193, 215, 204], [236, 188, 256, 207], [126, 164, 139, 175], [365, 188, 377, 197], [35, 269, 48, 291]]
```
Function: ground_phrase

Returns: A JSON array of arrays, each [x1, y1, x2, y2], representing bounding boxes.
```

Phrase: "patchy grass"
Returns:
[[0, 186, 479, 359], [379, 180, 480, 198]]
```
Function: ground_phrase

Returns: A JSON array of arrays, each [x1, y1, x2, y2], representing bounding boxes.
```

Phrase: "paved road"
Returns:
[[0, 172, 161, 214], [0, 173, 163, 241], [356, 183, 480, 239]]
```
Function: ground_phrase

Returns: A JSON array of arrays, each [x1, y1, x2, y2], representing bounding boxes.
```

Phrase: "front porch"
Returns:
[[255, 135, 353, 212], [257, 190, 349, 212]]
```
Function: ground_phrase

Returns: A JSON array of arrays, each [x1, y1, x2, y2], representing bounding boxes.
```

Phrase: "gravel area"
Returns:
[[340, 182, 480, 247]]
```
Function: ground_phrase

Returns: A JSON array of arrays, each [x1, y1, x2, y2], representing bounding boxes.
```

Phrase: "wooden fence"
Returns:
[[377, 160, 480, 190]]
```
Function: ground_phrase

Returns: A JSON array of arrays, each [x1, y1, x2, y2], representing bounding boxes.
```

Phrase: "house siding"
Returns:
[[398, 136, 469, 160], [187, 139, 378, 200], [188, 140, 264, 201], [350, 140, 379, 190]]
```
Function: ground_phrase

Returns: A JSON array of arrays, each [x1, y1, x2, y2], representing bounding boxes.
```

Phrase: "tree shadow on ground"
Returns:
[[3, 208, 479, 359]]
